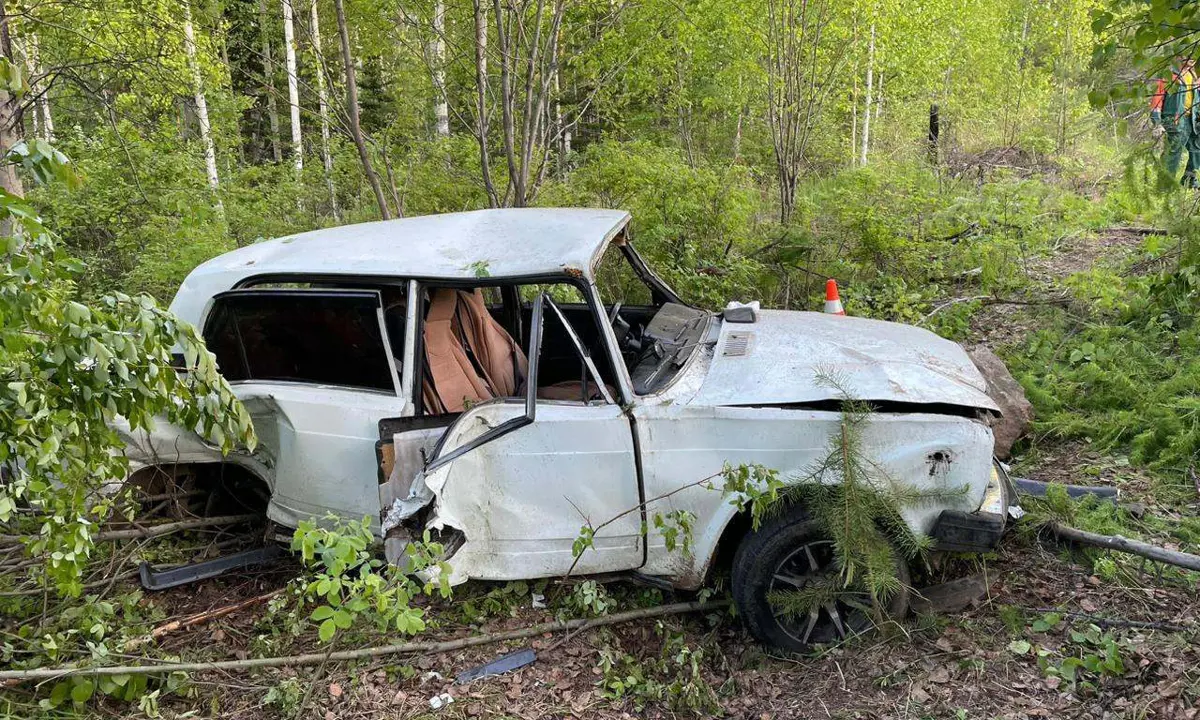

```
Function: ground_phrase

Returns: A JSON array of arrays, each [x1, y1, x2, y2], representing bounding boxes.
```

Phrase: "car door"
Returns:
[[202, 287, 410, 530], [380, 296, 643, 580]]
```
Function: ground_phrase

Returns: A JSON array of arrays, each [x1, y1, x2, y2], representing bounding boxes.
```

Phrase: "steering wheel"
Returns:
[[608, 302, 630, 347]]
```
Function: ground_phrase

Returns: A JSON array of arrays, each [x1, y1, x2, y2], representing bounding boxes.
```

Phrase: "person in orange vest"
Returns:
[[1151, 57, 1200, 188]]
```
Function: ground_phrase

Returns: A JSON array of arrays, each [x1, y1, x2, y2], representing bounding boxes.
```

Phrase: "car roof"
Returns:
[[169, 208, 631, 326]]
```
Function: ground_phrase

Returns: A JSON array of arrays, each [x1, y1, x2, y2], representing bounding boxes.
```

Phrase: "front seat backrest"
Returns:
[[455, 289, 528, 397], [423, 289, 494, 413]]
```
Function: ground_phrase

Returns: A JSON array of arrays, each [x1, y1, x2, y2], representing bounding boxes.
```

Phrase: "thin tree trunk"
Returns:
[[492, 0, 521, 206], [333, 0, 390, 219], [472, 0, 498, 207], [281, 0, 303, 171], [259, 0, 283, 163], [875, 70, 883, 118], [553, 27, 564, 173], [432, 0, 449, 137], [379, 144, 403, 216], [560, 34, 571, 160], [0, 0, 21, 198], [859, 23, 874, 168], [182, 2, 222, 202], [1007, 9, 1030, 146], [849, 20, 856, 164], [850, 81, 857, 164], [24, 32, 51, 141], [21, 38, 37, 139], [310, 0, 339, 219]]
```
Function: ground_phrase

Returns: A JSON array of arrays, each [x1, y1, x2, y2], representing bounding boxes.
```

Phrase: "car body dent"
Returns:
[[632, 404, 994, 588], [693, 310, 998, 412], [390, 399, 642, 586]]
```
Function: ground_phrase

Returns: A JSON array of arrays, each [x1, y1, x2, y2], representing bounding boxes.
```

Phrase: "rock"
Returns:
[[910, 573, 988, 614], [968, 346, 1033, 459]]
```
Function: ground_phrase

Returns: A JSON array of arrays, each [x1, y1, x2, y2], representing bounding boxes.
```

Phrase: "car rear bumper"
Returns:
[[930, 461, 1013, 553]]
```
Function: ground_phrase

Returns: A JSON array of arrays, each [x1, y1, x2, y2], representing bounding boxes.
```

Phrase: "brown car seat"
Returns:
[[456, 289, 528, 396], [422, 289, 528, 414]]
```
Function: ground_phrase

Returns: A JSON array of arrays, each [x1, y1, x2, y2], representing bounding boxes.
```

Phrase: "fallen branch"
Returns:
[[1025, 607, 1190, 633], [918, 294, 1072, 325], [1046, 521, 1200, 572], [0, 514, 259, 546], [1107, 225, 1167, 236], [124, 589, 285, 650], [0, 599, 730, 683]]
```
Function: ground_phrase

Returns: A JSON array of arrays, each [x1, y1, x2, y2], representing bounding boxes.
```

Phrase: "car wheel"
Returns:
[[731, 506, 911, 653]]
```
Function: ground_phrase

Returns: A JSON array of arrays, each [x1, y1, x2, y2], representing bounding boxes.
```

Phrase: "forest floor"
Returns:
[[14, 225, 1200, 720]]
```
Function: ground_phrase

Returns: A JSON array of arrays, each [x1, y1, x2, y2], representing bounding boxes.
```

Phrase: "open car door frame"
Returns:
[[379, 294, 643, 583]]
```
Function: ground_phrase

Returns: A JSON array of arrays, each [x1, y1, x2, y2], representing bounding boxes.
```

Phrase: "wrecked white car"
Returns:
[[121, 208, 1011, 650]]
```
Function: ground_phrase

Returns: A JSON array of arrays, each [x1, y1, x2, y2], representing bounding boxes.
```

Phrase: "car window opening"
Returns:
[[592, 242, 709, 396], [203, 290, 397, 393], [418, 283, 618, 416]]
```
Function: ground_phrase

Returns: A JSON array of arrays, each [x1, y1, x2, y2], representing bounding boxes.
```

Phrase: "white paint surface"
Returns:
[[168, 209, 631, 327], [693, 310, 997, 411], [416, 400, 641, 584]]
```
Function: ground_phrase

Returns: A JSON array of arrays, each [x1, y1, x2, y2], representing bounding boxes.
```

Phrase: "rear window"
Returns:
[[203, 290, 395, 392]]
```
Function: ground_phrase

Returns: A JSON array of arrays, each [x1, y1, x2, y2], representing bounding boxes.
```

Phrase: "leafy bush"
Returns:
[[0, 143, 255, 595], [291, 516, 451, 642]]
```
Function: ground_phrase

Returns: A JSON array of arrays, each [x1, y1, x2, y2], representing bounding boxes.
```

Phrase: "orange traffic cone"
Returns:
[[824, 279, 845, 315]]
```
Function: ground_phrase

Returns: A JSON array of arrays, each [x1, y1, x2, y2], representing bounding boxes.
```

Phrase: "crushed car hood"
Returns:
[[690, 310, 999, 412]]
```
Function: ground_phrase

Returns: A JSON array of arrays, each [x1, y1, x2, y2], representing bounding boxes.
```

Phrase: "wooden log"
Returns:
[[1047, 522, 1200, 572]]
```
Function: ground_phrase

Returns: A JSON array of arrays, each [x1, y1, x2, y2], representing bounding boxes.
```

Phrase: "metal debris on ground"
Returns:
[[138, 544, 286, 590], [455, 648, 537, 684]]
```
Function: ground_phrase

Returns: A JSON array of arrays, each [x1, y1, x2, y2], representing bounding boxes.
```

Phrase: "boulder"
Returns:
[[968, 346, 1033, 459]]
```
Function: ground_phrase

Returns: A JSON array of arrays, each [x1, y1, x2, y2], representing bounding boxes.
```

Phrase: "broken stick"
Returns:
[[1047, 522, 1200, 572], [0, 599, 730, 683], [124, 589, 285, 650]]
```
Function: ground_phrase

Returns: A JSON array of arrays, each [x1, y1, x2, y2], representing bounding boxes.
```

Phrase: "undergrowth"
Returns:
[[1013, 226, 1200, 506]]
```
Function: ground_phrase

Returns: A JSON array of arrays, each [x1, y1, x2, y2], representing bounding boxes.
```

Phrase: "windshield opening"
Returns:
[[593, 239, 708, 395]]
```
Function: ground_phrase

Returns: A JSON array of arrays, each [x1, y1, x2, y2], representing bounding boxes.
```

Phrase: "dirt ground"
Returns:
[[47, 226, 1200, 720]]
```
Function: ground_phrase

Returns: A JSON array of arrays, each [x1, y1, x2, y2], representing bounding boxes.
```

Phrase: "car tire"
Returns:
[[731, 504, 911, 653]]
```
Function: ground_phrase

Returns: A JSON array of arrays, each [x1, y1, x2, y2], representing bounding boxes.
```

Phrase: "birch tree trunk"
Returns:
[[859, 23, 874, 168], [182, 1, 221, 196], [23, 32, 52, 141], [281, 0, 303, 171], [310, 0, 339, 219], [0, 0, 22, 199], [472, 0, 499, 206], [875, 70, 883, 118], [432, 0, 449, 137], [259, 0, 283, 163], [333, 0, 390, 219]]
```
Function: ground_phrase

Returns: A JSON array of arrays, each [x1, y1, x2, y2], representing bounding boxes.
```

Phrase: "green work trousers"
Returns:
[[1164, 116, 1200, 187]]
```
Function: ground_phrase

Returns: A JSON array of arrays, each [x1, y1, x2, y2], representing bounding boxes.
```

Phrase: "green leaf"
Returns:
[[70, 679, 94, 704], [318, 618, 337, 643], [1007, 640, 1032, 655]]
